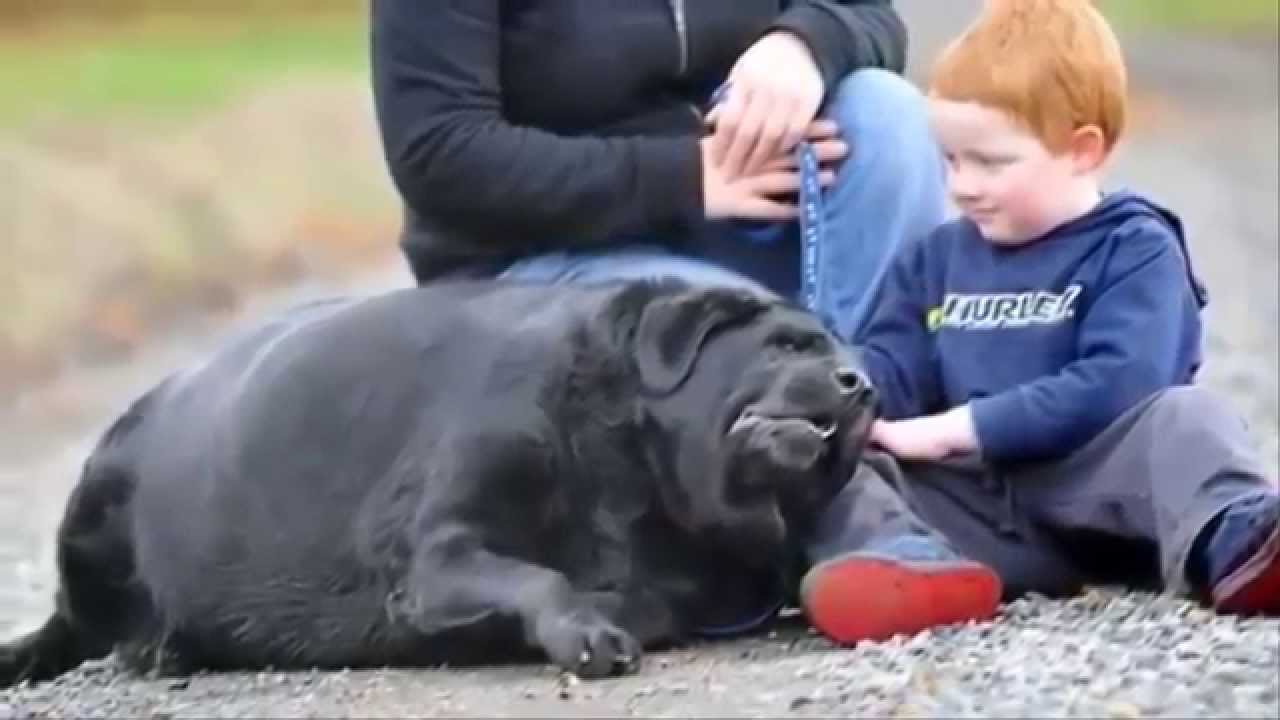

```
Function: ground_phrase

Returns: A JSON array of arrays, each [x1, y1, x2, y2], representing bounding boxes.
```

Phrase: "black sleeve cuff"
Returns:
[[634, 135, 705, 237]]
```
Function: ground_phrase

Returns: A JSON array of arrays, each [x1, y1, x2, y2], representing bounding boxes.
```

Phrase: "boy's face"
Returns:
[[927, 98, 1086, 246]]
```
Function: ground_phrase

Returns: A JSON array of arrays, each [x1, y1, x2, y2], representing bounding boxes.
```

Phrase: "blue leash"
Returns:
[[693, 85, 826, 638], [705, 83, 826, 316], [693, 151, 823, 637], [796, 140, 825, 315]]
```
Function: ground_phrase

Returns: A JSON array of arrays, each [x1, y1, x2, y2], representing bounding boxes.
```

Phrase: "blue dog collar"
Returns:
[[691, 594, 788, 638]]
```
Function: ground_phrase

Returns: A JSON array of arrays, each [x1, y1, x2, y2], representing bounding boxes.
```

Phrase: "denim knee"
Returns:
[[812, 68, 947, 341], [824, 68, 941, 192]]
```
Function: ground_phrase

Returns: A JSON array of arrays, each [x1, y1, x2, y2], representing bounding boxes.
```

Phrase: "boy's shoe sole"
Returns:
[[800, 553, 1002, 645], [1213, 523, 1280, 615]]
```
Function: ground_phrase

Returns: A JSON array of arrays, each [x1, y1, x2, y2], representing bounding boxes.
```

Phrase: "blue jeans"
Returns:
[[497, 68, 947, 342]]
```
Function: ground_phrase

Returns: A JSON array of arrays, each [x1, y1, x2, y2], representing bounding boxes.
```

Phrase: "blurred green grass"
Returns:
[[1, 2, 1272, 129], [0, 8, 395, 397], [1102, 0, 1279, 38], [0, 12, 366, 127]]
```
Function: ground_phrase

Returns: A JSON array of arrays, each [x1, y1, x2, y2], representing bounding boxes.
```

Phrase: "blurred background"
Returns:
[[0, 0, 388, 400], [0, 1, 1276, 636]]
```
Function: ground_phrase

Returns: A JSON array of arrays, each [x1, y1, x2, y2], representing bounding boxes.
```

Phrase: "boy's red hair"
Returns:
[[929, 0, 1128, 154]]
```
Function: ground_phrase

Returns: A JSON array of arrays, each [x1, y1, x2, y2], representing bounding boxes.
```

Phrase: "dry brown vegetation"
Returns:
[[2, 79, 399, 401], [0, 3, 406, 403]]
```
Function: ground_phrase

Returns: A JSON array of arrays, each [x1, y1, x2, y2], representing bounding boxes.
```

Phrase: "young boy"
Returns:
[[797, 0, 1279, 645]]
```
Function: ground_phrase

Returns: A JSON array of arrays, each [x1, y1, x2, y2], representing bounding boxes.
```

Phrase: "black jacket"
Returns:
[[371, 0, 907, 282]]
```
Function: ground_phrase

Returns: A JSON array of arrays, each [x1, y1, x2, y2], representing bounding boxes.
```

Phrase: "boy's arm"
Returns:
[[854, 236, 941, 420], [967, 221, 1203, 462]]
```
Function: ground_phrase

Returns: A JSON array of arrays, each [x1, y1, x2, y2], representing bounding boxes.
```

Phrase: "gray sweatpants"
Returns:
[[806, 386, 1277, 599]]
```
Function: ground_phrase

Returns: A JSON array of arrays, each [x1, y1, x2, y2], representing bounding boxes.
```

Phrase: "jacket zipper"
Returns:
[[669, 0, 689, 77], [668, 0, 703, 124]]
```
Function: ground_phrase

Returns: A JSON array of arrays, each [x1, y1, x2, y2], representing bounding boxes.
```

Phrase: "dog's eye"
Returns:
[[773, 334, 821, 353]]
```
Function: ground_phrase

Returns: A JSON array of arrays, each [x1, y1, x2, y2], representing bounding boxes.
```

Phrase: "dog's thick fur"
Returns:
[[0, 279, 875, 684]]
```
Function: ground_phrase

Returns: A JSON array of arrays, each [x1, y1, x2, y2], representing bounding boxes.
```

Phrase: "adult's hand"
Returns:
[[706, 31, 825, 179], [701, 122, 846, 221]]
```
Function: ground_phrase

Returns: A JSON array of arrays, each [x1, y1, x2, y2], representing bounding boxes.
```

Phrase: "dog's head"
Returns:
[[617, 281, 878, 566]]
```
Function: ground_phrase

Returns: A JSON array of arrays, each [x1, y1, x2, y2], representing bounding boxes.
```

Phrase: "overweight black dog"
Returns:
[[1, 279, 876, 684]]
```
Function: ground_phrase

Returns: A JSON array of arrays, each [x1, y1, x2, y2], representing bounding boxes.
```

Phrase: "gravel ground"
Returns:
[[3, 592, 1277, 718], [2, 2, 1278, 717]]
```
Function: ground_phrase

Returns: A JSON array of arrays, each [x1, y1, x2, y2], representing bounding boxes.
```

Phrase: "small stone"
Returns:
[[789, 695, 814, 710], [556, 672, 580, 700], [1104, 701, 1142, 719]]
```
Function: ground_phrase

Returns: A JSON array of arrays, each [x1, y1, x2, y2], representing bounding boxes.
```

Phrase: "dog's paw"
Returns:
[[534, 606, 642, 678]]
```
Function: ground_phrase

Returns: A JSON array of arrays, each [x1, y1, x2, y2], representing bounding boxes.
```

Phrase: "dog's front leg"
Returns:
[[394, 528, 641, 678]]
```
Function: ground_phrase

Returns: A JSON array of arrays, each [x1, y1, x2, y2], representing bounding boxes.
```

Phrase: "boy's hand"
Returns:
[[870, 406, 979, 461]]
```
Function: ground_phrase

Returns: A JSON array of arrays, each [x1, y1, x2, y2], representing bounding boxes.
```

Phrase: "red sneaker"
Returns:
[[1201, 493, 1280, 616], [1212, 521, 1280, 615], [800, 546, 1002, 645]]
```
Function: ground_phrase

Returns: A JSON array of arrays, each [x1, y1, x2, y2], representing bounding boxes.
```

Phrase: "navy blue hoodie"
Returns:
[[856, 190, 1209, 462]]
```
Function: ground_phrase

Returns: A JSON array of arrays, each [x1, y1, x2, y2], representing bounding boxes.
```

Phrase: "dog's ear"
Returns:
[[633, 287, 768, 393]]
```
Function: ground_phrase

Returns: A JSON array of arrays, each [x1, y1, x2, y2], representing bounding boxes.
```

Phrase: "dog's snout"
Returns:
[[833, 367, 867, 395]]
